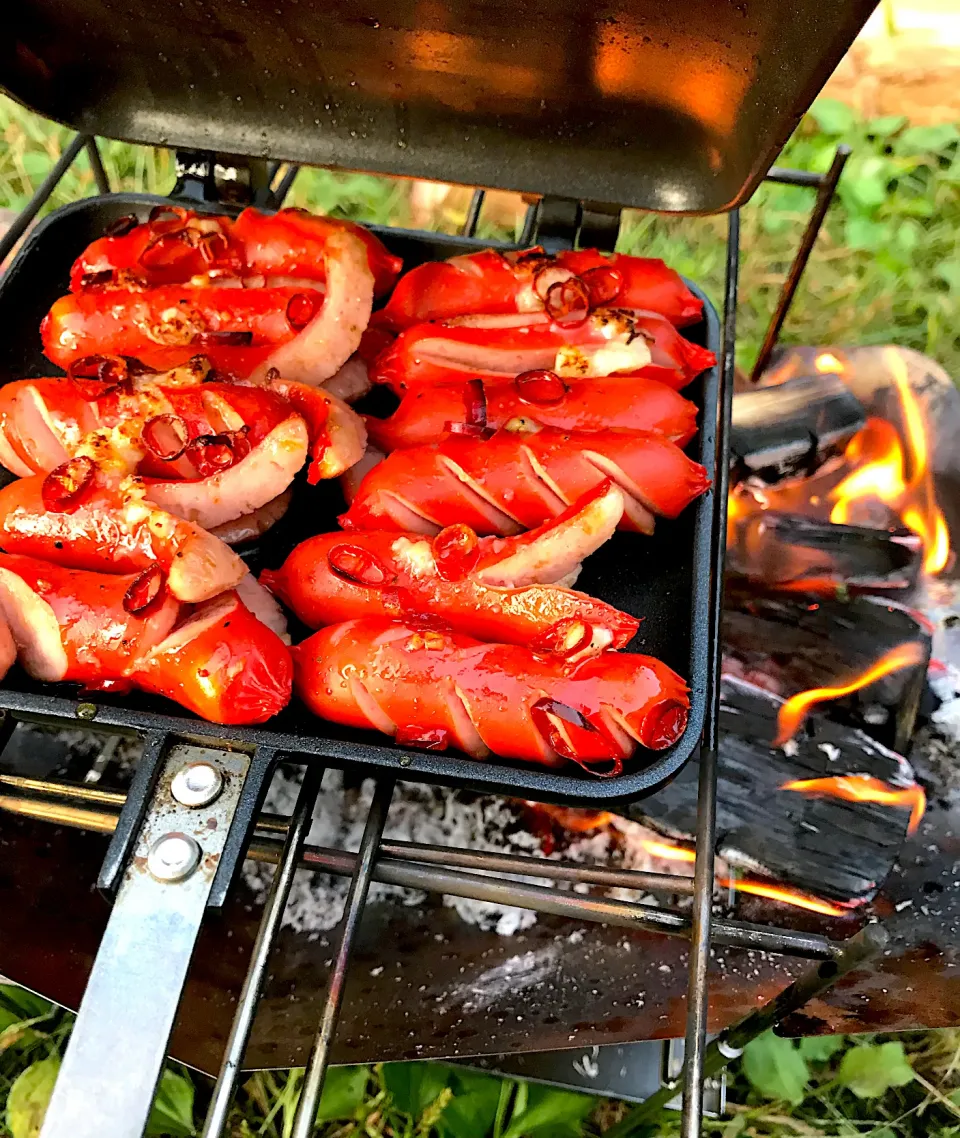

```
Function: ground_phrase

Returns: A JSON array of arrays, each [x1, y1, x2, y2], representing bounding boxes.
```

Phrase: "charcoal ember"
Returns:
[[730, 372, 866, 483], [628, 675, 918, 901], [727, 511, 922, 595], [722, 583, 932, 751]]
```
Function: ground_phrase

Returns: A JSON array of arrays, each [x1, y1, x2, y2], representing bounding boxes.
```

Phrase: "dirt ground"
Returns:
[[823, 0, 960, 124]]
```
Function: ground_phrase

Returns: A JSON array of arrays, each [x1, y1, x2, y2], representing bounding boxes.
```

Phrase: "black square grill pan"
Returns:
[[0, 192, 722, 803]]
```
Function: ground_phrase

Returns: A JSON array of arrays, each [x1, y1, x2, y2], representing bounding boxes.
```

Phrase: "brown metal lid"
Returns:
[[0, 0, 876, 213]]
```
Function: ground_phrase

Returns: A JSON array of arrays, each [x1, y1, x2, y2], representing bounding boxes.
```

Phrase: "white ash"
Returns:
[[244, 766, 544, 936], [916, 578, 960, 747], [244, 767, 697, 937]]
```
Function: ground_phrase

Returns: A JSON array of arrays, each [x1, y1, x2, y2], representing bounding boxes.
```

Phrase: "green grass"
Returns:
[[2, 93, 960, 1135], [1, 93, 959, 379], [5, 982, 960, 1137]]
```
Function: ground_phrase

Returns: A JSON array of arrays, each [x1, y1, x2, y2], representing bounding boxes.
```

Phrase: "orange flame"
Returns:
[[637, 839, 854, 917], [782, 775, 926, 834], [828, 349, 948, 574], [523, 802, 614, 833], [717, 877, 852, 918], [639, 838, 697, 863], [775, 640, 926, 745], [815, 351, 845, 375]]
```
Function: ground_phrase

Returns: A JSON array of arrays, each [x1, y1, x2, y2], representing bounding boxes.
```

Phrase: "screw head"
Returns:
[[76, 702, 98, 720], [171, 762, 223, 808], [147, 833, 201, 882], [398, 756, 412, 767]]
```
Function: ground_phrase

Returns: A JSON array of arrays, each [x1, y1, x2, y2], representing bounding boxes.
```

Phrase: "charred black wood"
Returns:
[[730, 372, 866, 484], [722, 583, 932, 751], [727, 511, 923, 596], [628, 676, 917, 901]]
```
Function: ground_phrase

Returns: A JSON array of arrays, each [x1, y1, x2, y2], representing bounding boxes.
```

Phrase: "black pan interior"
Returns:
[[0, 194, 721, 804]]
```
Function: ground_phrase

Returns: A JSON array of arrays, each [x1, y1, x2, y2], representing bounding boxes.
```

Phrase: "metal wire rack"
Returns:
[[0, 134, 884, 1138]]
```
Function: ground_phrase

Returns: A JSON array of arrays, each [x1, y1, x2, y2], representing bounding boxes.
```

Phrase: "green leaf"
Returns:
[[436, 1070, 505, 1138], [868, 116, 907, 138], [742, 1031, 809, 1105], [936, 261, 960, 293], [0, 986, 52, 1023], [836, 1042, 914, 1099], [798, 1035, 845, 1063], [6, 1055, 60, 1138], [315, 1065, 370, 1122], [382, 1061, 451, 1117], [809, 99, 856, 137], [146, 1068, 195, 1137], [844, 216, 891, 252], [501, 1084, 593, 1138], [899, 123, 960, 155], [847, 155, 891, 209]]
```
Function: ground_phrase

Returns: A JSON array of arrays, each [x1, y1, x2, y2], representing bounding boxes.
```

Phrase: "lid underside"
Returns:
[[1, 0, 876, 213]]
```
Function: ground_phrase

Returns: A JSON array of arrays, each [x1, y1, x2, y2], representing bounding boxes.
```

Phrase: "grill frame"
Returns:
[[0, 135, 886, 1138]]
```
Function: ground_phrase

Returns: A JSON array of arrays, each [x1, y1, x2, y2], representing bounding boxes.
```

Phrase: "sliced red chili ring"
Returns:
[[139, 230, 191, 268], [184, 427, 249, 477], [531, 697, 623, 776], [198, 229, 231, 264], [148, 204, 189, 225], [142, 414, 189, 461], [530, 618, 593, 658], [286, 291, 321, 331], [41, 455, 96, 511], [514, 369, 568, 406], [431, 523, 480, 581], [192, 330, 254, 346], [580, 265, 624, 307], [511, 245, 547, 266], [123, 564, 166, 616], [394, 725, 450, 751], [104, 214, 140, 238], [533, 264, 575, 301], [544, 278, 590, 325], [327, 543, 388, 587], [640, 698, 688, 750], [67, 354, 130, 400]]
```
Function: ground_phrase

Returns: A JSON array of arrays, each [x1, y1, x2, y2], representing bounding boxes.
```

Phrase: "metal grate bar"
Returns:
[[269, 164, 301, 209], [0, 133, 90, 264], [201, 764, 325, 1137], [85, 138, 111, 196], [290, 777, 396, 1137], [681, 207, 741, 1136], [751, 145, 851, 381], [462, 189, 486, 237], [0, 771, 838, 957], [607, 923, 888, 1136]]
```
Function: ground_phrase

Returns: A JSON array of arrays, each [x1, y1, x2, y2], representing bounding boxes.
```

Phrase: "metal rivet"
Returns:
[[398, 756, 412, 767], [147, 833, 201, 883], [76, 702, 98, 720], [171, 762, 223, 808]]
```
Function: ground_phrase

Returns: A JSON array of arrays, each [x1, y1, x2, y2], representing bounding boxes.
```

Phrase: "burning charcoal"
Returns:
[[722, 582, 931, 751], [766, 345, 960, 574], [730, 372, 866, 483], [727, 511, 923, 595], [628, 675, 920, 901]]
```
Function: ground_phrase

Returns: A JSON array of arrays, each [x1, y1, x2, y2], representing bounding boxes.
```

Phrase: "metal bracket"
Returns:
[[522, 196, 622, 252], [40, 743, 251, 1138], [172, 151, 274, 207]]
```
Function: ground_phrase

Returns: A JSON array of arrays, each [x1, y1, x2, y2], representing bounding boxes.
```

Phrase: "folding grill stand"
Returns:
[[0, 139, 880, 1138]]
